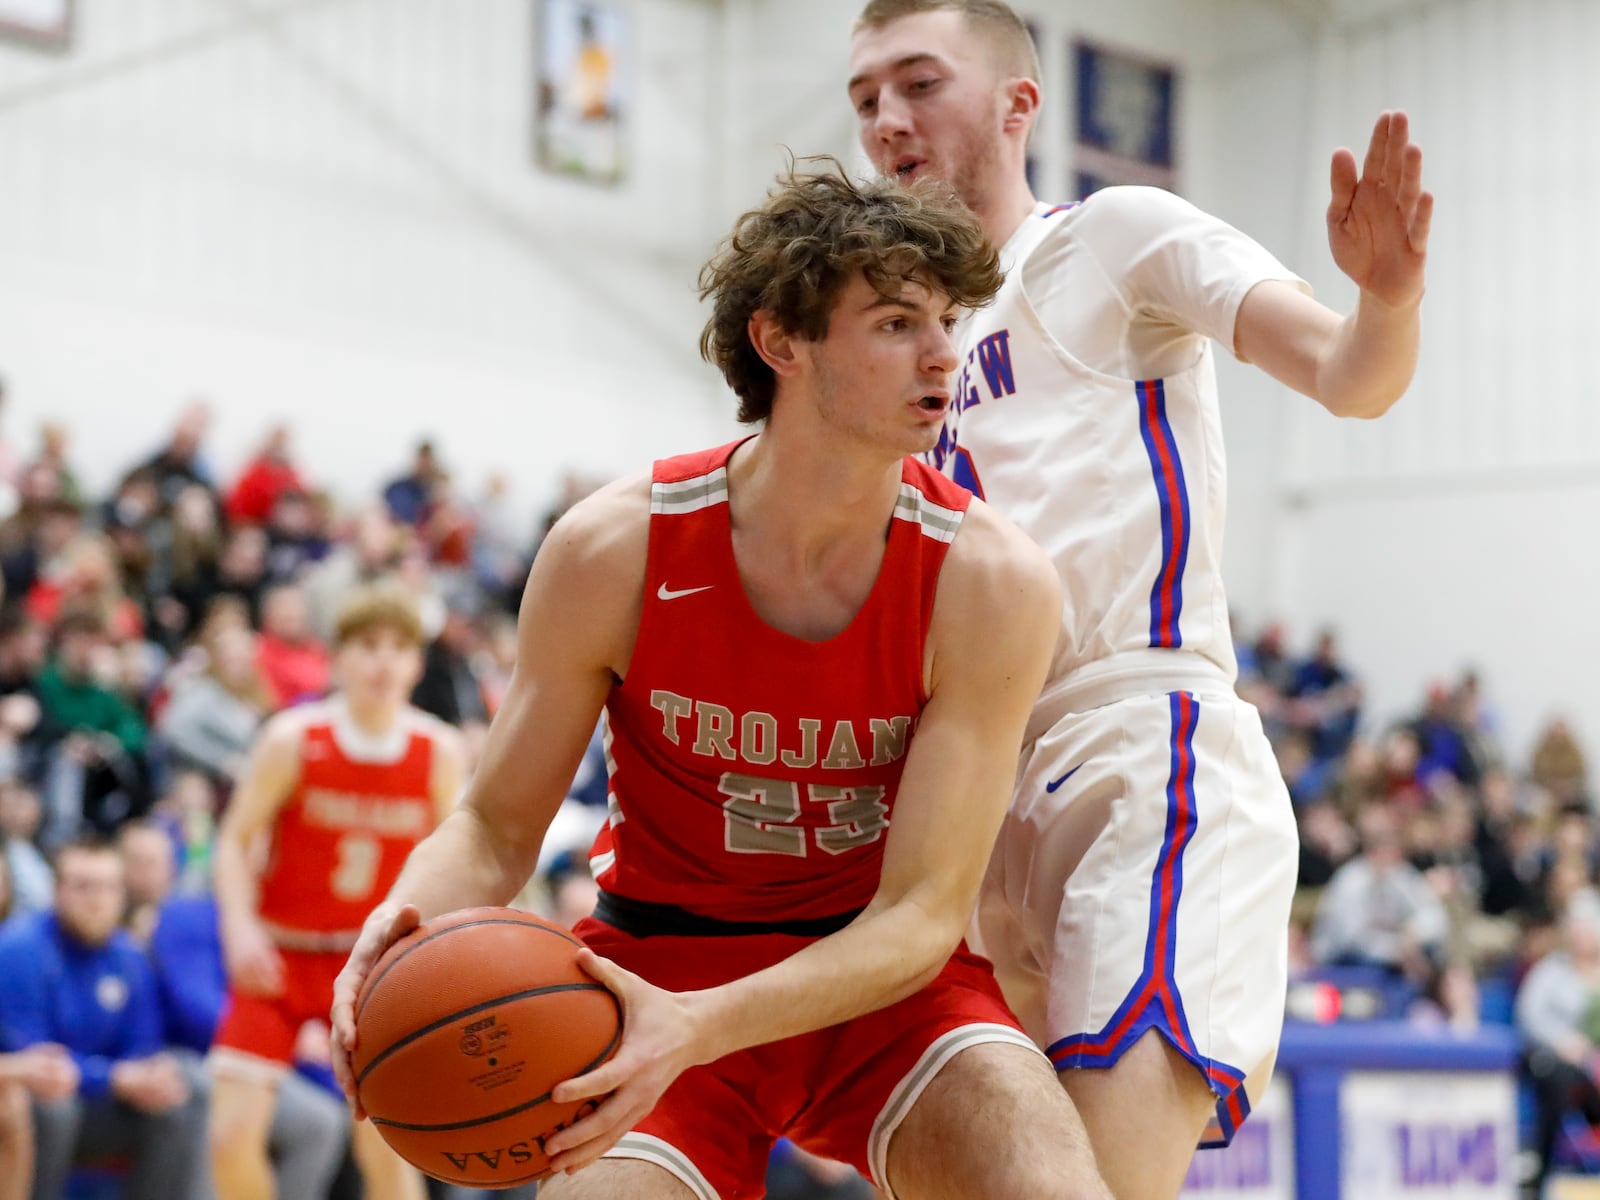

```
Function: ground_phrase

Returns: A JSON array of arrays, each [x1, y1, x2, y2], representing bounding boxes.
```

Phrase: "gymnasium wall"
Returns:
[[0, 0, 737, 528], [1196, 0, 1600, 757], [2, 0, 1588, 756]]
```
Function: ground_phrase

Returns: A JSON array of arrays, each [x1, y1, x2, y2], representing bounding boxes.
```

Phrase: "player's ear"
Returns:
[[1001, 76, 1040, 136], [747, 310, 805, 379]]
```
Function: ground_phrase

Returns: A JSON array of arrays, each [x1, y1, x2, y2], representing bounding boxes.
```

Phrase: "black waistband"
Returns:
[[592, 891, 864, 939]]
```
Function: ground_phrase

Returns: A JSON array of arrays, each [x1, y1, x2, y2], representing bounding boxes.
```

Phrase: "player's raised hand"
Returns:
[[543, 948, 704, 1175], [329, 900, 421, 1118], [1327, 110, 1433, 308]]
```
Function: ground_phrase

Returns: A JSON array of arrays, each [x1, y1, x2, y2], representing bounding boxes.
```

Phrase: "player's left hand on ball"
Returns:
[[542, 948, 705, 1175], [329, 901, 422, 1118]]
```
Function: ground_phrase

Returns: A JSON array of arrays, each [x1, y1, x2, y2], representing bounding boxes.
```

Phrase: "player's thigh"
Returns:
[[1060, 1029, 1214, 1200], [885, 1041, 1106, 1200], [541, 1159, 696, 1200]]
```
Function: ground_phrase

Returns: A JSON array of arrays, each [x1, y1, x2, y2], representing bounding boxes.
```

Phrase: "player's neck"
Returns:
[[340, 694, 401, 736], [727, 431, 902, 554], [973, 181, 1039, 253]]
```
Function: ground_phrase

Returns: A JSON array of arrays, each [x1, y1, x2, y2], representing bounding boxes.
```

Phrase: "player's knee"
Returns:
[[350, 1121, 410, 1179], [988, 1157, 1110, 1200], [541, 1160, 696, 1200], [0, 1079, 29, 1141], [209, 1089, 272, 1161]]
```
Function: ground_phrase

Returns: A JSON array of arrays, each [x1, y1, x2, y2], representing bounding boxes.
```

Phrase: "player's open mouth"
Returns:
[[917, 393, 948, 413], [894, 157, 925, 179]]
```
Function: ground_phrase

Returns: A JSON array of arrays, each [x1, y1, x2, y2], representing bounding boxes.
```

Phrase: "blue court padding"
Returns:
[[1277, 1020, 1520, 1200]]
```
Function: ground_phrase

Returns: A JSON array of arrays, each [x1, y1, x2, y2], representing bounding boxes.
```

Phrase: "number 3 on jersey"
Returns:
[[719, 772, 888, 857], [331, 833, 381, 901]]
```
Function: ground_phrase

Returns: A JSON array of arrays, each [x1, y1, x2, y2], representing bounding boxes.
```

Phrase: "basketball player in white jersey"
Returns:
[[848, 3, 1432, 1195]]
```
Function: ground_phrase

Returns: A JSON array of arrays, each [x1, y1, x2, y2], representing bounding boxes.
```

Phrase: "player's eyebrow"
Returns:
[[860, 295, 921, 313], [848, 52, 943, 97]]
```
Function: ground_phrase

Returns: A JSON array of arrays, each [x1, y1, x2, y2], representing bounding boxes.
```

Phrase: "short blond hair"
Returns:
[[855, 0, 1040, 83], [333, 585, 425, 648]]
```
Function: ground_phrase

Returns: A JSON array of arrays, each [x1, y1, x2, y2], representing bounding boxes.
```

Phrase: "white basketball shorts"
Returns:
[[972, 684, 1298, 1147]]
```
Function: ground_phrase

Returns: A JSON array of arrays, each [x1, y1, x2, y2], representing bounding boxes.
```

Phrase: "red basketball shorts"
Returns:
[[210, 948, 347, 1081], [572, 917, 1041, 1200]]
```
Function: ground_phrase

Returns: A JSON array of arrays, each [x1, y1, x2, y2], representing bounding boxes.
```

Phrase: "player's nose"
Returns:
[[925, 324, 959, 376], [872, 90, 914, 142]]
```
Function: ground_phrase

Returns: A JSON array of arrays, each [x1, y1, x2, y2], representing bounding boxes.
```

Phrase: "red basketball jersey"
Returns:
[[257, 701, 444, 936], [590, 440, 972, 923]]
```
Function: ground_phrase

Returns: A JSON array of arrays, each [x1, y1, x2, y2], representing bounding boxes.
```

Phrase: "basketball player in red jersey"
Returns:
[[331, 165, 1109, 1200], [209, 588, 466, 1200]]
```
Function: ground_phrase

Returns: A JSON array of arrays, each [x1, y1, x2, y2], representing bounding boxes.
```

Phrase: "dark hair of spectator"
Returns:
[[53, 606, 109, 645], [51, 832, 121, 870]]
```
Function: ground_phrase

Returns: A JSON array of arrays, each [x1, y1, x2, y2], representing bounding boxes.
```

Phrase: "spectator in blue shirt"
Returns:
[[0, 835, 205, 1200], [149, 889, 347, 1200]]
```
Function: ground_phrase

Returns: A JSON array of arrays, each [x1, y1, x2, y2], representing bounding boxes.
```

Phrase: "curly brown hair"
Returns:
[[854, 0, 1040, 82], [698, 160, 1001, 424]]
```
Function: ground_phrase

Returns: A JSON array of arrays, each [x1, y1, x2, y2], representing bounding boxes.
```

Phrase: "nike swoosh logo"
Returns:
[[657, 583, 714, 601], [1045, 763, 1086, 794]]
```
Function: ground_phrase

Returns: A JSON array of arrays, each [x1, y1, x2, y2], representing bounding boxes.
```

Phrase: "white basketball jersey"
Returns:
[[930, 187, 1306, 693]]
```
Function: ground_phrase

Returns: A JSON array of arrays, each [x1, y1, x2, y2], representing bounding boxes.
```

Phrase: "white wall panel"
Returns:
[[1202, 0, 1600, 757], [0, 0, 735, 518]]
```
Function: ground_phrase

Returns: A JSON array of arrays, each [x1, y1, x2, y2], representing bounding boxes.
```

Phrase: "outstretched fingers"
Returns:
[[1361, 110, 1392, 182], [1409, 191, 1435, 255], [1328, 147, 1359, 223], [1382, 110, 1410, 187]]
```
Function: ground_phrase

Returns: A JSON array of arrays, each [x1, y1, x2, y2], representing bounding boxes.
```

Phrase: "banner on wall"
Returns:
[[1341, 1071, 1516, 1199], [0, 0, 72, 51], [1071, 37, 1177, 198], [1179, 1077, 1295, 1200], [535, 0, 628, 185]]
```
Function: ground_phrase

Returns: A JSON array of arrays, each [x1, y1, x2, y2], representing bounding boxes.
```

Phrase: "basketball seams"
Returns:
[[354, 915, 585, 1024], [355, 982, 614, 1087], [368, 1020, 623, 1133]]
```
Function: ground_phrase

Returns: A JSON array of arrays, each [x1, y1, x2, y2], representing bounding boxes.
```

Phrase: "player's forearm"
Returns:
[[683, 896, 962, 1065], [1315, 290, 1421, 418], [212, 831, 261, 934], [381, 806, 539, 921]]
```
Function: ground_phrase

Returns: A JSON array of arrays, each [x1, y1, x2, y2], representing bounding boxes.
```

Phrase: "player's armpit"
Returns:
[[878, 503, 1062, 941]]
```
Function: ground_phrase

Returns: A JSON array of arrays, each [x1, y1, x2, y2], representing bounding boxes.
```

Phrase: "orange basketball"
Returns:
[[352, 907, 622, 1188]]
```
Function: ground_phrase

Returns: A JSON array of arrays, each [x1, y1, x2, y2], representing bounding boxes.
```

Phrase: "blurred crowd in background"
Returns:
[[0, 381, 1596, 1197]]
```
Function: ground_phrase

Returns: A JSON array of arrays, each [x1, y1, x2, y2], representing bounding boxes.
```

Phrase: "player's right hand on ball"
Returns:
[[330, 901, 421, 1118], [223, 916, 286, 998]]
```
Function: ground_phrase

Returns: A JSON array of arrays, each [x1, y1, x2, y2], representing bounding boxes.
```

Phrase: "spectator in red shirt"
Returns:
[[254, 583, 329, 709], [26, 534, 144, 643], [225, 426, 306, 528]]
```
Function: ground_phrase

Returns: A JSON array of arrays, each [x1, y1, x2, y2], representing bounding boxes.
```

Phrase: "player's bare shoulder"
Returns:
[[933, 498, 1062, 665], [250, 699, 331, 771], [518, 470, 652, 677], [534, 470, 651, 593]]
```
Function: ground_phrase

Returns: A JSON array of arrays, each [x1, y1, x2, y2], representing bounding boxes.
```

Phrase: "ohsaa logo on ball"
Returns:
[[459, 1015, 498, 1057]]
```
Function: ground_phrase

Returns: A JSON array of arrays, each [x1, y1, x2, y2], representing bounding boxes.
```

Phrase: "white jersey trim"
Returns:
[[892, 482, 963, 544], [651, 468, 729, 515], [867, 1023, 1043, 1196], [604, 1133, 721, 1199]]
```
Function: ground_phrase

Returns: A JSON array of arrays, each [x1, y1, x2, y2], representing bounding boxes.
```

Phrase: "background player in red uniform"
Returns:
[[209, 587, 466, 1200], [330, 165, 1108, 1200]]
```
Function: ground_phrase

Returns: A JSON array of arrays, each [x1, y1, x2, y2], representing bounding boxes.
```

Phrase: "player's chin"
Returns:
[[903, 423, 943, 457]]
